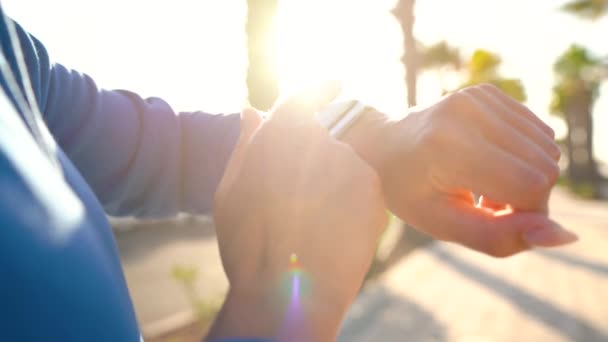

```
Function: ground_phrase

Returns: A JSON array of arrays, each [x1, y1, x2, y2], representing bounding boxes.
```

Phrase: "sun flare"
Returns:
[[274, 0, 407, 116]]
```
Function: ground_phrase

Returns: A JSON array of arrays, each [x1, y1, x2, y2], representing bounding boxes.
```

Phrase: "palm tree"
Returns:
[[557, 0, 608, 188], [419, 41, 462, 95], [463, 49, 527, 102], [550, 45, 602, 186], [246, 0, 279, 111], [420, 41, 462, 70], [420, 46, 527, 102], [393, 0, 418, 107], [561, 0, 608, 19]]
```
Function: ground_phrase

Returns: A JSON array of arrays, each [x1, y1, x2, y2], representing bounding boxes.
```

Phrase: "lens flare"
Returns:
[[290, 253, 297, 264], [278, 253, 310, 339], [289, 253, 302, 274]]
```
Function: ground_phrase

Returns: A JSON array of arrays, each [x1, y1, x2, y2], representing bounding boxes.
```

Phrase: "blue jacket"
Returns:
[[0, 8, 266, 342]]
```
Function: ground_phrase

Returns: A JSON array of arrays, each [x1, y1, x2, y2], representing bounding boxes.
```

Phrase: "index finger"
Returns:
[[419, 196, 572, 257]]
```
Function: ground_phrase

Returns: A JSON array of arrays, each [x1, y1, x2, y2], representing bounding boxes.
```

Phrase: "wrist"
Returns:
[[207, 287, 280, 341], [340, 109, 397, 176], [208, 282, 348, 342]]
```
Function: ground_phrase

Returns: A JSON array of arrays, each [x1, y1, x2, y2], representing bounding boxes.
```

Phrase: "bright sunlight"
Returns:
[[4, 0, 608, 161], [274, 0, 406, 115]]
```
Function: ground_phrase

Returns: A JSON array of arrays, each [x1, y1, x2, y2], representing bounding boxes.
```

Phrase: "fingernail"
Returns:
[[523, 222, 579, 247]]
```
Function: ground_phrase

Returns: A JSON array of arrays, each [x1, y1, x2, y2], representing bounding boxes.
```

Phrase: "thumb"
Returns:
[[229, 107, 263, 167], [216, 108, 263, 200], [270, 81, 342, 124], [422, 197, 577, 258], [239, 107, 264, 143]]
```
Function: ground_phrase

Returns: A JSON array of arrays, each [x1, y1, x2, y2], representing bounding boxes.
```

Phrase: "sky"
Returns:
[[3, 0, 608, 162]]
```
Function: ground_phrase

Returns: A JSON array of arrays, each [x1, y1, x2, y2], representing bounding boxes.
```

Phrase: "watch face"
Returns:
[[316, 100, 358, 129]]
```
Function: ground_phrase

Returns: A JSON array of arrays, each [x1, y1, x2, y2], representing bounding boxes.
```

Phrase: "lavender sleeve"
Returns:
[[15, 21, 240, 217]]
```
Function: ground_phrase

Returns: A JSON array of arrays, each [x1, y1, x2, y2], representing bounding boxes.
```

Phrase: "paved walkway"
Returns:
[[339, 188, 608, 341], [115, 216, 227, 337], [116, 188, 607, 340]]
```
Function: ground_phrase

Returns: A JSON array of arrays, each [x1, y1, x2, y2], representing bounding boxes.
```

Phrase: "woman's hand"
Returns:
[[209, 86, 387, 342], [343, 84, 577, 258]]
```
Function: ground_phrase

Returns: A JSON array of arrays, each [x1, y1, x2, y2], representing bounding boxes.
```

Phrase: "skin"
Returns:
[[208, 85, 387, 342], [342, 83, 577, 257], [208, 83, 578, 340]]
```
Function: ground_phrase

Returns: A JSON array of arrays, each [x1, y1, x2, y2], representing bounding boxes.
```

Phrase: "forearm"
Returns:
[[45, 72, 241, 217], [45, 64, 241, 217], [340, 108, 401, 177], [9, 16, 242, 217], [178, 111, 240, 214]]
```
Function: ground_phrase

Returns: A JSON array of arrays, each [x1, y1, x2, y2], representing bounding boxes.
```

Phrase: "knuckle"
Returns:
[[546, 162, 560, 185], [548, 153, 561, 175], [449, 90, 482, 120], [467, 85, 485, 95], [529, 174, 551, 194], [547, 126, 556, 139], [447, 90, 470, 107], [478, 82, 500, 93]]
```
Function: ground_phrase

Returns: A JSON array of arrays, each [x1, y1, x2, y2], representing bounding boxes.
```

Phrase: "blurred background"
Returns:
[[3, 0, 608, 341]]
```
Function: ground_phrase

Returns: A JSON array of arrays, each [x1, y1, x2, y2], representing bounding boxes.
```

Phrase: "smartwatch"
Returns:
[[317, 100, 369, 138]]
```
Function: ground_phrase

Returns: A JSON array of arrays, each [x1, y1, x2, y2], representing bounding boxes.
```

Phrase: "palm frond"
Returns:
[[561, 0, 608, 20]]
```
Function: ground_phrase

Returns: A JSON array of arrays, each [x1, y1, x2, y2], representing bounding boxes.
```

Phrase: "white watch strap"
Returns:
[[317, 100, 368, 138]]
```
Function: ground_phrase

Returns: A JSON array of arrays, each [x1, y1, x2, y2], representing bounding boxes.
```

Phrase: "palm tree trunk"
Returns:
[[393, 0, 418, 107], [246, 0, 279, 111], [392, 0, 429, 251], [566, 83, 598, 186]]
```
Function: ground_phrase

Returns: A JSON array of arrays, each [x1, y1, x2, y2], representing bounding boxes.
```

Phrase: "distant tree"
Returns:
[[420, 41, 462, 70], [420, 46, 526, 102], [550, 45, 603, 185], [556, 1, 608, 187], [561, 0, 608, 19], [463, 49, 527, 102], [246, 0, 279, 111], [393, 0, 418, 107], [419, 40, 462, 94]]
